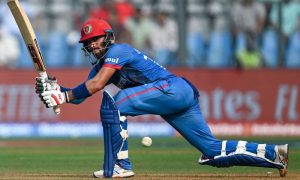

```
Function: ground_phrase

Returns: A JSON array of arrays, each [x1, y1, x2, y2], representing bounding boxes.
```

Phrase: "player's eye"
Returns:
[[84, 40, 91, 47], [82, 42, 91, 52]]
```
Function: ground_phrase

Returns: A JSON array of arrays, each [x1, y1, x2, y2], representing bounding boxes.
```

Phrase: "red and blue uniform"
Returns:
[[70, 43, 278, 170]]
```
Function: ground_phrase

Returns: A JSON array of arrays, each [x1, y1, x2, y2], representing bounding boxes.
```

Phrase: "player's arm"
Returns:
[[35, 76, 83, 105], [41, 67, 116, 107], [66, 67, 116, 102], [41, 45, 127, 107]]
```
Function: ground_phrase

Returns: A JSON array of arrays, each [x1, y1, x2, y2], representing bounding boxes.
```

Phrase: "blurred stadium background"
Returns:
[[0, 0, 299, 138]]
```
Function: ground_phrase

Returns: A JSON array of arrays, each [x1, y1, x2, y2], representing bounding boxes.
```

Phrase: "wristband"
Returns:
[[60, 86, 71, 92], [72, 82, 91, 100]]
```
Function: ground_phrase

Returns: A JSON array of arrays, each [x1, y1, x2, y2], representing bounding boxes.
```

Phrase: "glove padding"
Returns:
[[35, 75, 60, 108], [35, 75, 60, 94], [42, 89, 66, 107]]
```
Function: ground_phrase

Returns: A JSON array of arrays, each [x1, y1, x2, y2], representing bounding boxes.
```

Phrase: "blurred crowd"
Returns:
[[0, 0, 299, 69]]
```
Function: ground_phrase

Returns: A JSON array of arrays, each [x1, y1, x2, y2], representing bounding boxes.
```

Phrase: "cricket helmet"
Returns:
[[79, 18, 113, 43]]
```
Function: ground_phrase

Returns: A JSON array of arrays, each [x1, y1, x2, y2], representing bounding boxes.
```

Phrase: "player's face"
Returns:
[[85, 36, 106, 57]]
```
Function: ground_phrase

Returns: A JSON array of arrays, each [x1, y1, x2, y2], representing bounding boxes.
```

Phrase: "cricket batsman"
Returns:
[[35, 18, 289, 178]]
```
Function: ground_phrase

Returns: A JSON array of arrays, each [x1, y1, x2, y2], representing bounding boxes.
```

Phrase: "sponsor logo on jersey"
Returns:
[[105, 58, 119, 63]]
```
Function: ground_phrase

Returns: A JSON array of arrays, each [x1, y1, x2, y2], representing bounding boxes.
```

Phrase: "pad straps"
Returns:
[[257, 144, 266, 158]]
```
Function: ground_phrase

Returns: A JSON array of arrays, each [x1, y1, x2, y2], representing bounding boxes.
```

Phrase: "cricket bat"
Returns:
[[7, 0, 61, 114]]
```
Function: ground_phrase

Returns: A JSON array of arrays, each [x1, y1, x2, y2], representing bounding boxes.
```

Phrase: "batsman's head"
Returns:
[[79, 18, 115, 65]]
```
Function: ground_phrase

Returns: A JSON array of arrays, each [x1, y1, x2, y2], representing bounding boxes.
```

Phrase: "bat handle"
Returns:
[[53, 106, 61, 115]]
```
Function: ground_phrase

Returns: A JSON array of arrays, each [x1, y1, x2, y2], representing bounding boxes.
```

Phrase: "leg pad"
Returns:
[[101, 91, 123, 177], [199, 140, 283, 169]]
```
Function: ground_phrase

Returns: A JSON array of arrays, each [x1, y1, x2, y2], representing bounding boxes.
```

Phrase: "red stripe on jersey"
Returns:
[[116, 84, 169, 105], [103, 64, 122, 70]]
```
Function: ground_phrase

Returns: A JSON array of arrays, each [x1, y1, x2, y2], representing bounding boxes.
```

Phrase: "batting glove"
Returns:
[[42, 89, 67, 107], [35, 75, 60, 94]]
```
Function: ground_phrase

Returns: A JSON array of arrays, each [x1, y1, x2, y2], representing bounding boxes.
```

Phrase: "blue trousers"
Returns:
[[114, 77, 275, 161]]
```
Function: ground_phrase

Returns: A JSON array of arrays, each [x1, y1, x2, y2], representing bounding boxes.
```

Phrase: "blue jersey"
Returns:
[[81, 43, 278, 168], [88, 44, 174, 89]]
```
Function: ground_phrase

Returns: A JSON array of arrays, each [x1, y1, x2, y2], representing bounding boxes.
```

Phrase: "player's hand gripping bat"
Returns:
[[7, 0, 61, 114]]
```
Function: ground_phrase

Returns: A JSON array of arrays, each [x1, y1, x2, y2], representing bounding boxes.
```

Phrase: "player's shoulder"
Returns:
[[106, 43, 135, 62], [108, 43, 133, 55]]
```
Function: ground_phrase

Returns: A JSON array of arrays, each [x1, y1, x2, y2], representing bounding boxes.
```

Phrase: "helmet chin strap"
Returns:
[[82, 46, 111, 65], [92, 47, 110, 65]]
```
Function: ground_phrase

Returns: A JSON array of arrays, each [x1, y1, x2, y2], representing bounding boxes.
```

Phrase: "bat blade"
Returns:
[[7, 0, 61, 114]]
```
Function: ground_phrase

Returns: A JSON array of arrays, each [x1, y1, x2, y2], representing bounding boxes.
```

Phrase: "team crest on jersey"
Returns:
[[83, 25, 92, 34]]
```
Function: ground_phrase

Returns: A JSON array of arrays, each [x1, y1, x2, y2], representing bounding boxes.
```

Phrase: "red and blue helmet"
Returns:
[[79, 18, 115, 65], [79, 18, 113, 43]]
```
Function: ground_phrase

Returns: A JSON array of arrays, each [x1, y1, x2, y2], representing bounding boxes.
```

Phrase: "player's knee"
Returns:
[[117, 102, 140, 116]]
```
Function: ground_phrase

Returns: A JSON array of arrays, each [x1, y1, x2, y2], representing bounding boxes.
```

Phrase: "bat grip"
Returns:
[[39, 71, 61, 115], [53, 106, 61, 115]]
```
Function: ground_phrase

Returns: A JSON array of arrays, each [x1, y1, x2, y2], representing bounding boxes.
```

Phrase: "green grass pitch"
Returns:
[[0, 137, 299, 179]]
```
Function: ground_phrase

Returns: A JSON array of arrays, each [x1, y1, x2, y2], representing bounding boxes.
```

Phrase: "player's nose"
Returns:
[[90, 41, 96, 48]]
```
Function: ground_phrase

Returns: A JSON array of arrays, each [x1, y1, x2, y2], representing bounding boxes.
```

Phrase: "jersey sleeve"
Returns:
[[103, 44, 132, 70]]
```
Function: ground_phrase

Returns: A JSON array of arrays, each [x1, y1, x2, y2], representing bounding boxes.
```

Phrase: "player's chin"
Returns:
[[93, 50, 105, 58], [92, 51, 100, 57]]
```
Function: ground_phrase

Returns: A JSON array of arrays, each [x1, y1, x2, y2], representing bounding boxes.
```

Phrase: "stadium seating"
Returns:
[[45, 31, 69, 68], [206, 30, 232, 67], [186, 32, 206, 67], [16, 33, 47, 69], [15, 34, 34, 68], [261, 29, 278, 68], [69, 43, 89, 68], [285, 31, 300, 68], [235, 32, 246, 54], [9, 0, 300, 69]]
